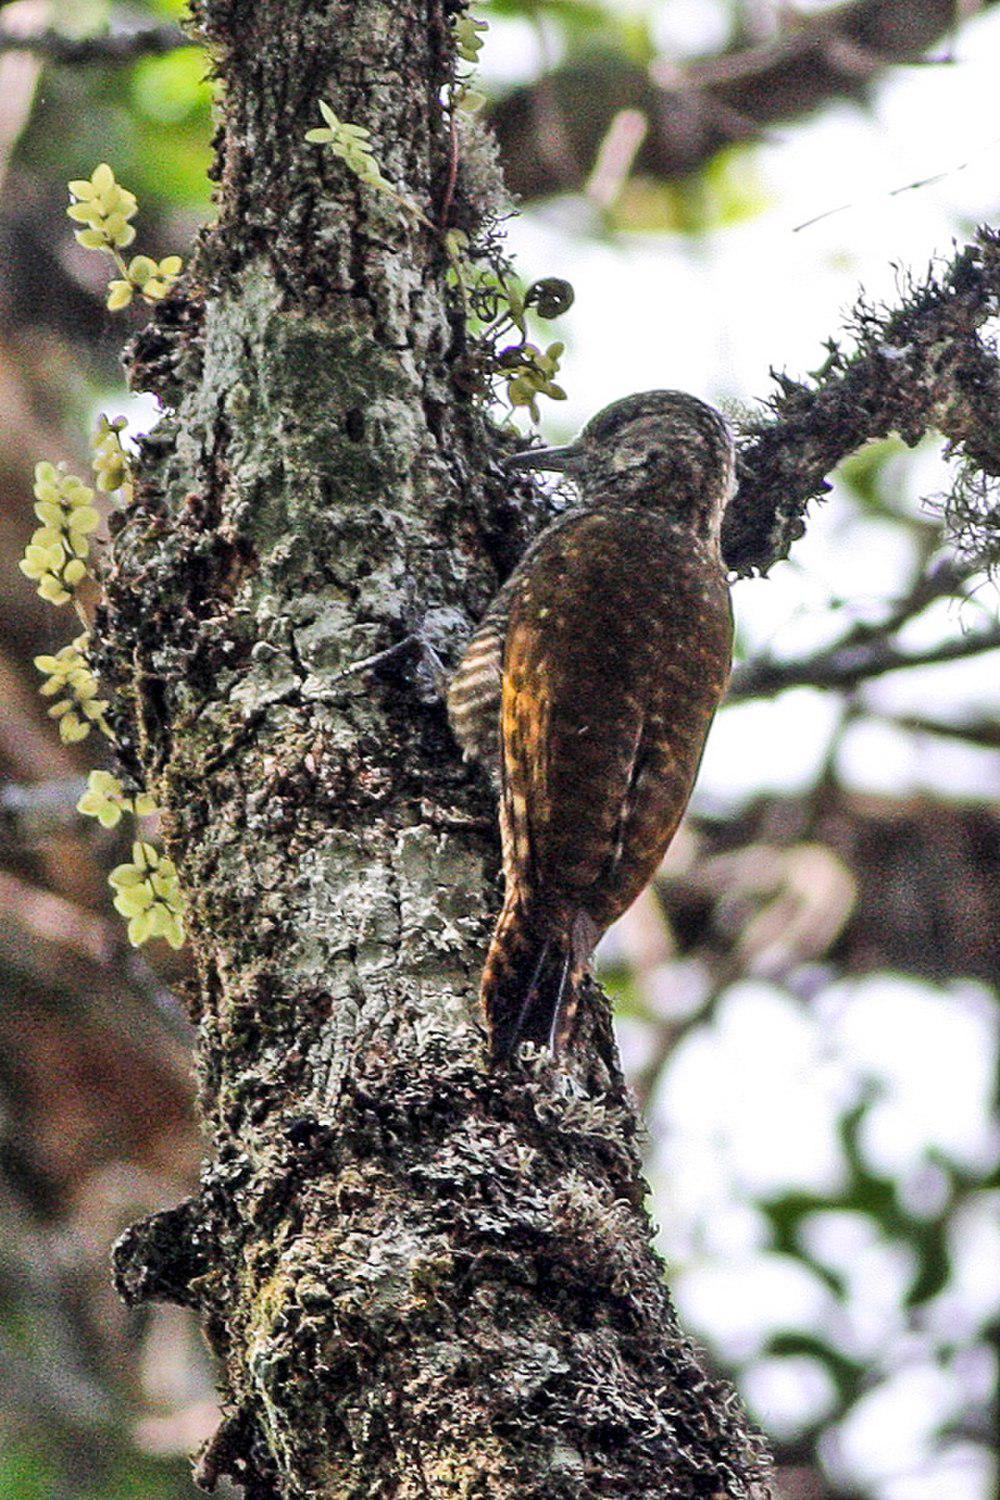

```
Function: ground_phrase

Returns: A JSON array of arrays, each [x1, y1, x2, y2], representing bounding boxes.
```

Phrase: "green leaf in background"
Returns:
[[486, 0, 614, 30], [0, 1444, 61, 1500], [604, 964, 654, 1021], [25, 64, 212, 213], [838, 437, 908, 515], [130, 48, 212, 127], [0, 1441, 198, 1500], [486, 0, 656, 66], [609, 147, 769, 235]]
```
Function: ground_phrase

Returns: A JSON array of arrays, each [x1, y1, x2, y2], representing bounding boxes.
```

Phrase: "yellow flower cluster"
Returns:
[[67, 162, 138, 250], [502, 341, 567, 422], [109, 840, 186, 949], [91, 415, 133, 500], [19, 462, 99, 605], [68, 164, 183, 311], [305, 101, 391, 190], [20, 180, 190, 954], [79, 781, 183, 952], [34, 634, 111, 744], [77, 769, 157, 828], [107, 254, 183, 312]]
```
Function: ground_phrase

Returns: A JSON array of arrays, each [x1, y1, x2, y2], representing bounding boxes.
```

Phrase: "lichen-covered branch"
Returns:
[[723, 229, 1000, 575], [101, 1, 768, 1496]]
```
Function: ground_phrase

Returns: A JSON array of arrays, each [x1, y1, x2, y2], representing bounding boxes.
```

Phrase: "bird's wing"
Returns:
[[448, 511, 584, 783], [500, 511, 730, 936], [498, 512, 644, 918]]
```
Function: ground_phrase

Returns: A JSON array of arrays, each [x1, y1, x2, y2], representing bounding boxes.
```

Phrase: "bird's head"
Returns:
[[507, 390, 736, 534]]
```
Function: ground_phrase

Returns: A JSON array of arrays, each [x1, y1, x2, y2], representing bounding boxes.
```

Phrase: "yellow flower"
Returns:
[[34, 635, 112, 743], [502, 341, 567, 423], [127, 255, 158, 284], [109, 840, 185, 948], [454, 13, 488, 64], [78, 770, 125, 827], [19, 537, 65, 580], [91, 415, 132, 496], [305, 101, 391, 191], [55, 708, 90, 744], [65, 505, 99, 538], [67, 163, 138, 251], [102, 252, 183, 310], [21, 461, 101, 603], [107, 281, 133, 311], [37, 573, 71, 606]]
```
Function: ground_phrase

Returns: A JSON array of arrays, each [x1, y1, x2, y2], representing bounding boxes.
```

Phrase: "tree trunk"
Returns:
[[106, 2, 770, 1495]]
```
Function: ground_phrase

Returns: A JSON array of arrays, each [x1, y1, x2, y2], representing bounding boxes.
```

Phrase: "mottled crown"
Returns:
[[576, 390, 735, 522], [510, 389, 736, 536]]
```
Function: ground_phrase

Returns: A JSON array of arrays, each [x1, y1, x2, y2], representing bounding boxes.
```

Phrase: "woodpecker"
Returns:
[[448, 391, 735, 1065]]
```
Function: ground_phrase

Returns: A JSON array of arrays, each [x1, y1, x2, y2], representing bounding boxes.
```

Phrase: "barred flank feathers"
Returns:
[[448, 513, 582, 781], [447, 613, 506, 776], [481, 895, 577, 1065]]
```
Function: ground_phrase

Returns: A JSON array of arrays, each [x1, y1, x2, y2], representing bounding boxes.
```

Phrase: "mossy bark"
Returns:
[[105, 2, 771, 1495]]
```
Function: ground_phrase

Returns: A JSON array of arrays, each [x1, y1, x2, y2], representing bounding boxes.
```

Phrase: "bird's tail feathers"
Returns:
[[482, 899, 596, 1065]]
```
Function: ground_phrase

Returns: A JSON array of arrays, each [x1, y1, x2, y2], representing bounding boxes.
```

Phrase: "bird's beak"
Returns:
[[504, 442, 582, 473]]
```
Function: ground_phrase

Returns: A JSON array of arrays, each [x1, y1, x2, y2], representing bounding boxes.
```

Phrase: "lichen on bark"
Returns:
[[101, 1, 771, 1496]]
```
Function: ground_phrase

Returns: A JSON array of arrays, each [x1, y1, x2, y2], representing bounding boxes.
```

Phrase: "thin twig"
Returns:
[[729, 620, 1000, 700], [881, 712, 1000, 748], [439, 104, 460, 228]]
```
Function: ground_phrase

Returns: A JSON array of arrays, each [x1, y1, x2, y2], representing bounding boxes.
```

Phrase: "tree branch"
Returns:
[[729, 619, 1000, 699], [0, 775, 87, 832], [489, 0, 998, 200], [885, 712, 1000, 748], [664, 792, 1000, 987], [0, 21, 186, 64], [722, 228, 1000, 575], [728, 554, 1000, 698], [0, 868, 194, 1054]]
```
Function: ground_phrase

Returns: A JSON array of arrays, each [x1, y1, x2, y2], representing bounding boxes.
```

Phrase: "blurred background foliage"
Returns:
[[0, 1, 996, 1497]]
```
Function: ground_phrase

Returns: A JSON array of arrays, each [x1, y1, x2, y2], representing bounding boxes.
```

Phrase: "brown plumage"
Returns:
[[449, 391, 735, 1064]]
